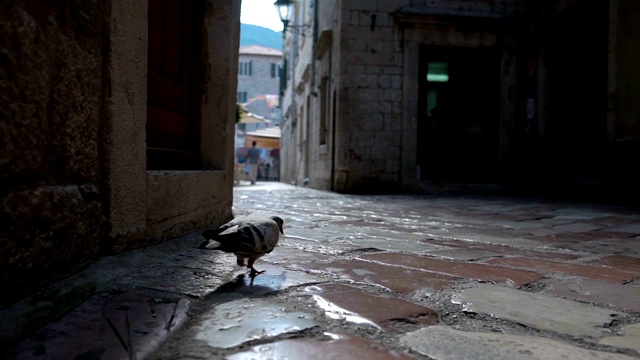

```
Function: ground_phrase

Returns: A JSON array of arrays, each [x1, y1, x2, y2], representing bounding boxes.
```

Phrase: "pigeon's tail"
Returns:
[[202, 228, 224, 239], [199, 239, 222, 250], [200, 225, 239, 250], [200, 229, 220, 249]]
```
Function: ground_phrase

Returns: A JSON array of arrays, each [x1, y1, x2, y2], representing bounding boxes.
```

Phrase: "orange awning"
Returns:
[[245, 136, 279, 149], [244, 127, 281, 148]]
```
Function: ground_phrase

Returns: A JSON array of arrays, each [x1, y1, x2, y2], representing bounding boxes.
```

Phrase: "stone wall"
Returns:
[[0, 1, 107, 304], [335, 1, 407, 192]]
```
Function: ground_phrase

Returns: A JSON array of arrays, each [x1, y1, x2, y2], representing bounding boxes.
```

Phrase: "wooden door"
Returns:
[[147, 0, 203, 170]]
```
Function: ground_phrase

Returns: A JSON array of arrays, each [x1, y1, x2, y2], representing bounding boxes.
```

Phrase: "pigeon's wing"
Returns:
[[230, 223, 267, 254], [218, 225, 240, 236], [223, 220, 279, 255], [201, 218, 245, 239]]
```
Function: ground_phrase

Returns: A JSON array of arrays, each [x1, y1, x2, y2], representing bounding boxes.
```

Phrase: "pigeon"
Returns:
[[199, 216, 284, 277]]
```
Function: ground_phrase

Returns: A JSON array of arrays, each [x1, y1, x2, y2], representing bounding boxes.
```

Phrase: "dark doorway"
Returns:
[[545, 1, 609, 188], [417, 46, 500, 182], [147, 0, 204, 170]]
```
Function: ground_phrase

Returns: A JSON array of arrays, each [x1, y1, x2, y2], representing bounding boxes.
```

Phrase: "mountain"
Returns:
[[240, 23, 283, 50]]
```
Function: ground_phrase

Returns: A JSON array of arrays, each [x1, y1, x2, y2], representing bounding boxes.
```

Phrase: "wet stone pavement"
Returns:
[[3, 182, 640, 359]]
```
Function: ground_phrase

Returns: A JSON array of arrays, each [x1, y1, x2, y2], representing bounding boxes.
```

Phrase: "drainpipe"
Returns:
[[330, 85, 336, 192], [311, 0, 318, 88]]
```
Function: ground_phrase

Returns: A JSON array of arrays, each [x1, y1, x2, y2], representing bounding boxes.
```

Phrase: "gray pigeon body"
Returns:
[[199, 216, 284, 277]]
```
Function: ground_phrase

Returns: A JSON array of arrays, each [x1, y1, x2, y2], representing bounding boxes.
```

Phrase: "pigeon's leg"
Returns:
[[248, 267, 266, 278], [236, 255, 246, 267], [247, 258, 266, 278]]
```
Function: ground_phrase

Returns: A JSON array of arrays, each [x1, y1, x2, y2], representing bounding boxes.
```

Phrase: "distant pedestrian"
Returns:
[[247, 141, 261, 185]]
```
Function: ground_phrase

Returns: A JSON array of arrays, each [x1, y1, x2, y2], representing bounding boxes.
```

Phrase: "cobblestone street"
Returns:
[[4, 182, 640, 359]]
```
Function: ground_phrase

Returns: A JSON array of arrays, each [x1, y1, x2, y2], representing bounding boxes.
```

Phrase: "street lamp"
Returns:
[[274, 0, 311, 36], [274, 0, 291, 112], [274, 0, 293, 32]]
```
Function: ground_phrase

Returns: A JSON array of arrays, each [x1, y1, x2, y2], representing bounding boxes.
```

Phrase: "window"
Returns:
[[271, 63, 278, 78], [280, 60, 287, 97], [239, 61, 252, 76], [237, 91, 248, 103]]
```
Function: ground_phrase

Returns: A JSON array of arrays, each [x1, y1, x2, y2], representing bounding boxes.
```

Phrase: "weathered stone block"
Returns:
[[0, 1, 105, 303], [378, 74, 391, 88], [384, 89, 403, 102]]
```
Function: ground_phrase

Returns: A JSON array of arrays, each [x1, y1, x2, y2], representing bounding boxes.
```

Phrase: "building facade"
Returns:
[[237, 45, 283, 125], [0, 0, 240, 304], [279, 0, 640, 201]]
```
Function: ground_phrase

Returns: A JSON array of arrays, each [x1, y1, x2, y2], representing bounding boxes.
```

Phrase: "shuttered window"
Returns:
[[239, 61, 252, 76]]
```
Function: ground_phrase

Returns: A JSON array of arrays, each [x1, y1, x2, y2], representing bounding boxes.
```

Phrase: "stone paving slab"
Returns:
[[453, 285, 627, 338], [585, 255, 640, 275], [285, 226, 439, 253], [528, 232, 600, 246], [258, 247, 335, 265], [552, 222, 607, 233], [401, 325, 636, 360], [533, 231, 640, 257], [344, 236, 448, 253], [554, 238, 640, 256], [545, 278, 640, 312], [485, 257, 637, 283], [607, 223, 640, 234], [423, 227, 548, 248], [359, 253, 542, 286], [589, 216, 640, 227], [227, 331, 415, 360], [8, 292, 189, 360], [493, 219, 553, 230], [425, 238, 583, 261], [300, 258, 457, 295], [120, 262, 228, 298], [535, 216, 582, 226], [599, 323, 640, 353], [209, 265, 324, 298], [295, 284, 438, 331], [194, 298, 318, 349], [425, 248, 502, 261], [280, 236, 350, 255], [581, 230, 640, 239], [547, 210, 618, 221]]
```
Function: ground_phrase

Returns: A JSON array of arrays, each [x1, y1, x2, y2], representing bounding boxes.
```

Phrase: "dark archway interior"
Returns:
[[417, 46, 500, 183]]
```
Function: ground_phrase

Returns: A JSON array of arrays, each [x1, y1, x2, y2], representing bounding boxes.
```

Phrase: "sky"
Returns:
[[240, 0, 284, 32]]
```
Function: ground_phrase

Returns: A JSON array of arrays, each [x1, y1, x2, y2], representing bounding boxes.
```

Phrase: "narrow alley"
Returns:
[[3, 182, 640, 359]]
